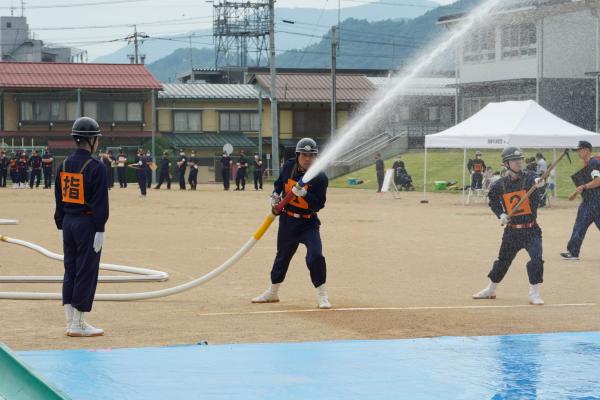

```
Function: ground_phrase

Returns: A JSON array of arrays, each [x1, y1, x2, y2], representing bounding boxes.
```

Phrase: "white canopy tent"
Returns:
[[423, 100, 600, 201]]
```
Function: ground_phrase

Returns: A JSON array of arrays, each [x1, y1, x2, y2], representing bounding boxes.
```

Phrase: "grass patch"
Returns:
[[330, 149, 584, 198]]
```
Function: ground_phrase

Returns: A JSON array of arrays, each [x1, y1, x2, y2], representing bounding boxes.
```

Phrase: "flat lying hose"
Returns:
[[0, 213, 276, 301], [0, 235, 168, 283]]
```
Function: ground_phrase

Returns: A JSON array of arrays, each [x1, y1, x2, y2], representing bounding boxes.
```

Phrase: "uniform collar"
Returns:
[[75, 149, 91, 156]]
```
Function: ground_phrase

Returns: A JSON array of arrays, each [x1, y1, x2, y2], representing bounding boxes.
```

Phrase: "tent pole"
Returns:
[[423, 146, 428, 202], [553, 148, 557, 201], [462, 147, 467, 204]]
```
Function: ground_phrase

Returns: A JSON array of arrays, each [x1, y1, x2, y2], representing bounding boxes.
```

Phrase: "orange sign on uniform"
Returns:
[[285, 179, 309, 210], [60, 171, 85, 204], [502, 189, 532, 217]]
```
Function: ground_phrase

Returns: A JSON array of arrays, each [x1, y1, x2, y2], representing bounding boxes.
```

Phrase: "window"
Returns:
[[84, 102, 97, 119], [219, 112, 259, 132], [428, 106, 440, 122], [463, 27, 496, 63], [20, 100, 73, 121], [174, 111, 201, 132], [463, 97, 495, 120], [501, 23, 536, 59], [67, 102, 78, 120], [83, 101, 143, 122], [7, 23, 11, 28], [127, 103, 142, 121], [293, 110, 330, 136]]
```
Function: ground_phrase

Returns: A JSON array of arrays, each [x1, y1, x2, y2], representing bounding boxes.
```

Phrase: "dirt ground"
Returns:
[[1, 184, 599, 351]]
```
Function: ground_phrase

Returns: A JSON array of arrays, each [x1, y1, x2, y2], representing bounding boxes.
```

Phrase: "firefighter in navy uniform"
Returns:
[[220, 151, 231, 190], [17, 150, 28, 188], [188, 151, 198, 190], [235, 150, 249, 191], [467, 151, 486, 190], [133, 149, 148, 197], [561, 141, 600, 260], [116, 149, 128, 188], [177, 150, 187, 190], [0, 151, 8, 187], [253, 152, 263, 191], [473, 147, 546, 305], [154, 150, 172, 189], [9, 153, 18, 188], [42, 148, 54, 189], [28, 150, 43, 189], [252, 138, 331, 309], [54, 117, 109, 337]]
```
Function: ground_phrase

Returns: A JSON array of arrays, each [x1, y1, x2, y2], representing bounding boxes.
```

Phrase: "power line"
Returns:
[[31, 16, 213, 31], [0, 0, 151, 9]]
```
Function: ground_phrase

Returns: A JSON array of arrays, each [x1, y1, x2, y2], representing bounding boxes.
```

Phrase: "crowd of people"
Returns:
[[0, 148, 54, 189]]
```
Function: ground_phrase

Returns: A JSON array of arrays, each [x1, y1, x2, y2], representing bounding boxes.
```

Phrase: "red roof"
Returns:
[[0, 62, 162, 90], [251, 73, 374, 103]]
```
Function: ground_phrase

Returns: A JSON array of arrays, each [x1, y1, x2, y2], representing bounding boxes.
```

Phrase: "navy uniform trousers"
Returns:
[[136, 169, 147, 195], [270, 214, 326, 288], [488, 225, 544, 285], [567, 201, 600, 257], [62, 214, 101, 312]]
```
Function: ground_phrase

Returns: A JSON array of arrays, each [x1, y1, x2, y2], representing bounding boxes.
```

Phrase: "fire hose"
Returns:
[[0, 180, 304, 301]]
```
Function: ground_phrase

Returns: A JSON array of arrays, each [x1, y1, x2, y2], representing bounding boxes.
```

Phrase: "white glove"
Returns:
[[58, 229, 63, 243], [93, 232, 104, 253], [500, 213, 510, 226], [138, 161, 142, 166], [291, 186, 307, 197], [270, 192, 281, 207], [534, 177, 545, 188]]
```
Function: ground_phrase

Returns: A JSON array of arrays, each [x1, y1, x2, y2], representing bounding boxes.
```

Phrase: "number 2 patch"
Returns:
[[502, 190, 531, 216]]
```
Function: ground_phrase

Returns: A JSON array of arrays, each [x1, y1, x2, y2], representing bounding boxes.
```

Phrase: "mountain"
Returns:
[[93, 0, 440, 64], [146, 0, 477, 81], [277, 0, 480, 70]]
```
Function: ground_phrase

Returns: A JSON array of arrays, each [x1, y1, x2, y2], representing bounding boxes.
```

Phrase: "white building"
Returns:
[[0, 16, 84, 62], [439, 0, 600, 131]]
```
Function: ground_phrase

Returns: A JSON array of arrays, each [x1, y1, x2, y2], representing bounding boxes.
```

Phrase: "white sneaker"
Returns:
[[64, 304, 74, 334], [472, 280, 497, 299], [317, 284, 332, 309], [252, 284, 280, 303], [528, 284, 544, 305], [67, 309, 104, 337]]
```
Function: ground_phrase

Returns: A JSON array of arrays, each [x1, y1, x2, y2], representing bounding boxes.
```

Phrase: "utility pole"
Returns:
[[189, 34, 195, 83], [126, 25, 148, 64], [269, 0, 279, 179], [331, 25, 337, 139], [134, 25, 139, 64]]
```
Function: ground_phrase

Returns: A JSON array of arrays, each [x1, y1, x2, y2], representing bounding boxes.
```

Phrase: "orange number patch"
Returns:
[[285, 179, 309, 210], [60, 171, 85, 204], [502, 190, 531, 216]]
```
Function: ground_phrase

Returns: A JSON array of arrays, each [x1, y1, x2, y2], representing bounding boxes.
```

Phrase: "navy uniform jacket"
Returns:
[[28, 155, 42, 170], [54, 149, 109, 233], [178, 156, 187, 171], [375, 159, 384, 174], [274, 158, 328, 219], [42, 152, 53, 169], [134, 155, 148, 169], [467, 158, 486, 173], [160, 156, 171, 170], [221, 156, 231, 169], [581, 156, 600, 204], [0, 156, 8, 171], [253, 159, 263, 172], [488, 171, 540, 225]]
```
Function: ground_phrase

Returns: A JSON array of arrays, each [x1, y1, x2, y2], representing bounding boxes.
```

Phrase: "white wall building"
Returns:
[[0, 16, 84, 63], [439, 0, 600, 131]]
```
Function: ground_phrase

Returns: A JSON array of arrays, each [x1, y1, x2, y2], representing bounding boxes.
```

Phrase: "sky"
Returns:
[[0, 0, 454, 60]]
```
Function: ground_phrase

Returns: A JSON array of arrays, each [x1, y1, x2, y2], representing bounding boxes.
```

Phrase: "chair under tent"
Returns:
[[422, 100, 600, 204]]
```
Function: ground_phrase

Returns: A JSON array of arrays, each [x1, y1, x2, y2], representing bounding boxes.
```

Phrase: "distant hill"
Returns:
[[146, 48, 216, 83], [94, 0, 440, 64]]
